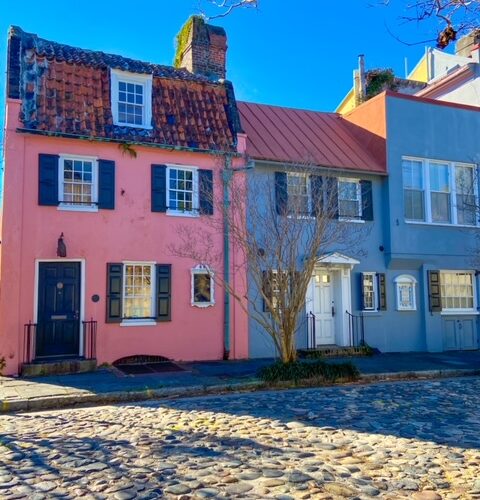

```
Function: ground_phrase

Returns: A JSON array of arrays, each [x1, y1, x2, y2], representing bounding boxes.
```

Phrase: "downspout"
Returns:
[[223, 154, 233, 359]]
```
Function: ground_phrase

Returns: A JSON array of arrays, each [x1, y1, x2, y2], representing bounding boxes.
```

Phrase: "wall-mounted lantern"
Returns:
[[57, 233, 67, 258]]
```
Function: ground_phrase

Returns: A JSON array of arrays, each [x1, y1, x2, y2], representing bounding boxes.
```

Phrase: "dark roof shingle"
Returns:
[[8, 26, 241, 152]]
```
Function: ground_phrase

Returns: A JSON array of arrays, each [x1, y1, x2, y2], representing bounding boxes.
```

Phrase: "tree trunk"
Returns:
[[280, 327, 297, 363]]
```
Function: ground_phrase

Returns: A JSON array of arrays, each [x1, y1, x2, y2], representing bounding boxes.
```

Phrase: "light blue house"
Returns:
[[239, 91, 480, 357]]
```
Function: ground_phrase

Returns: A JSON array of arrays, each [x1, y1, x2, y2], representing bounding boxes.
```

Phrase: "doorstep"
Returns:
[[21, 358, 97, 377]]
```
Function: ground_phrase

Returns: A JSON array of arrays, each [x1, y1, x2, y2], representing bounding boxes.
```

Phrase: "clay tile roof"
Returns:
[[8, 26, 241, 152], [238, 101, 386, 174]]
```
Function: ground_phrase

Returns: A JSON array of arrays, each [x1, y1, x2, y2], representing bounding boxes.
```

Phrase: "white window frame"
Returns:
[[191, 265, 215, 308], [362, 272, 378, 312], [439, 270, 477, 314], [57, 154, 98, 212], [120, 261, 156, 326], [286, 172, 312, 216], [166, 165, 199, 217], [403, 156, 479, 227], [394, 274, 417, 311], [338, 177, 363, 222], [110, 69, 153, 129]]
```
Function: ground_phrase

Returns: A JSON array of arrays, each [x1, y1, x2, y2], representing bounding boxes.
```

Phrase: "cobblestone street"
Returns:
[[1, 377, 480, 499]]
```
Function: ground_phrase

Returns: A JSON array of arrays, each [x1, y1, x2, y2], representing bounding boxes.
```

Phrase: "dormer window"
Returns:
[[110, 69, 152, 129]]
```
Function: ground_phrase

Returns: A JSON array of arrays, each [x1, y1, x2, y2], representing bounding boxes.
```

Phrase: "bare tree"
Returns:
[[381, 0, 480, 48], [169, 159, 369, 363], [197, 0, 258, 19]]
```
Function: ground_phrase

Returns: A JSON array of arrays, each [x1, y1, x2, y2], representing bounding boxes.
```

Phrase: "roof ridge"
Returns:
[[238, 100, 338, 116], [9, 25, 219, 84]]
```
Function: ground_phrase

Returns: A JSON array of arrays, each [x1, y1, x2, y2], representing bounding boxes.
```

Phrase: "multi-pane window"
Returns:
[[123, 264, 155, 319], [403, 159, 425, 221], [287, 173, 310, 214], [191, 266, 214, 307], [440, 271, 475, 311], [111, 69, 152, 129], [118, 81, 144, 126], [403, 157, 478, 226], [168, 167, 196, 213], [456, 165, 477, 225], [362, 272, 376, 310], [429, 162, 451, 223], [395, 275, 416, 311], [338, 178, 361, 219], [60, 157, 96, 207]]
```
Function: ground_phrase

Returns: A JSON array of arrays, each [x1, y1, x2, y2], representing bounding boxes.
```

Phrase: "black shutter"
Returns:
[[151, 164, 167, 212], [310, 175, 323, 217], [325, 177, 339, 219], [377, 273, 387, 310], [38, 154, 59, 206], [199, 169, 214, 215], [428, 270, 442, 312], [98, 159, 115, 209], [106, 263, 123, 323], [156, 264, 171, 321], [361, 180, 373, 221], [274, 172, 288, 215]]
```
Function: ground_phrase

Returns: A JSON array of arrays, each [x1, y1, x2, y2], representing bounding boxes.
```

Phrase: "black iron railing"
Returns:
[[82, 319, 97, 360], [345, 310, 365, 347], [23, 321, 37, 366], [307, 311, 316, 349]]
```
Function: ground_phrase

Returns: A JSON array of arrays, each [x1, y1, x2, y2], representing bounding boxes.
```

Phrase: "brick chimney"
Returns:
[[455, 30, 480, 58], [174, 16, 227, 81]]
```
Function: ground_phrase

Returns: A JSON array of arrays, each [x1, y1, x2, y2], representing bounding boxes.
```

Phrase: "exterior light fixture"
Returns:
[[57, 232, 67, 258]]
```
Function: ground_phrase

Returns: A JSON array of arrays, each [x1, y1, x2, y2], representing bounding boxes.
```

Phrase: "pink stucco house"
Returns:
[[0, 18, 249, 376]]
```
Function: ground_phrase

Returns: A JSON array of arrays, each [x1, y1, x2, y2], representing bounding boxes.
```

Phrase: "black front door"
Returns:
[[36, 262, 81, 358]]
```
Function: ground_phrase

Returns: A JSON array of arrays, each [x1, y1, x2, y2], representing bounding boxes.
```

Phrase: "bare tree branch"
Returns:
[[197, 0, 258, 20]]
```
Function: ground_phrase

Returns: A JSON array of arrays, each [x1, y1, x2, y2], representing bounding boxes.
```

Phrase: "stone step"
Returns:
[[21, 358, 97, 377]]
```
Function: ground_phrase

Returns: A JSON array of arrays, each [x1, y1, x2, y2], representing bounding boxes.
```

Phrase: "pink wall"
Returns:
[[0, 99, 249, 375]]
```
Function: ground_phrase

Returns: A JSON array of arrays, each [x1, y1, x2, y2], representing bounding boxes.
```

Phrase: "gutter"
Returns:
[[222, 155, 233, 359], [16, 128, 242, 157]]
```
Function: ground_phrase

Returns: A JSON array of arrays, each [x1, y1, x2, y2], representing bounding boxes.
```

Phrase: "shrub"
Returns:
[[299, 344, 374, 359], [258, 359, 360, 384]]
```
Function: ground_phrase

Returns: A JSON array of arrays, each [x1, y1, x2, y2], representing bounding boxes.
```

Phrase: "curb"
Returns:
[[1, 368, 479, 414]]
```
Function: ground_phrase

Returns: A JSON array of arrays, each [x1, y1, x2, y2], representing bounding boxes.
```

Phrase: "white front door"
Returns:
[[313, 271, 335, 345]]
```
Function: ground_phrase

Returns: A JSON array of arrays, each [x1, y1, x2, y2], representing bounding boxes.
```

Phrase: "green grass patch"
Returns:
[[258, 359, 360, 384]]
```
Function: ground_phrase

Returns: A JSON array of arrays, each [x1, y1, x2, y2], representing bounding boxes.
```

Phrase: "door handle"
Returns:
[[331, 306, 335, 317], [74, 310, 80, 320]]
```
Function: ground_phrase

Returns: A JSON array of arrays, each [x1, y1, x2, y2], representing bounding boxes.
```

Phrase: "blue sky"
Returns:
[[2, 0, 448, 196], [0, 0, 448, 111]]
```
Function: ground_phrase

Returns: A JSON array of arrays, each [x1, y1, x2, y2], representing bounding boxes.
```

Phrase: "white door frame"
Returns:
[[306, 253, 359, 347], [33, 259, 86, 357]]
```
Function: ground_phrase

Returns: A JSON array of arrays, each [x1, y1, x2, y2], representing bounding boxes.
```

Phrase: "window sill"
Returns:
[[397, 308, 417, 312], [362, 310, 382, 316], [120, 320, 157, 327], [405, 220, 478, 229], [440, 310, 479, 316], [339, 218, 365, 223], [57, 204, 98, 213], [113, 122, 153, 130], [167, 210, 200, 218], [192, 302, 215, 308]]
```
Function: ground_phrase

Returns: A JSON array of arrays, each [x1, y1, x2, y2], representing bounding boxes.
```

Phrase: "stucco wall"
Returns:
[[0, 100, 249, 375]]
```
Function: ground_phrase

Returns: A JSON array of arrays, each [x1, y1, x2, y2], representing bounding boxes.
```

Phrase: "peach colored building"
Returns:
[[0, 19, 248, 376]]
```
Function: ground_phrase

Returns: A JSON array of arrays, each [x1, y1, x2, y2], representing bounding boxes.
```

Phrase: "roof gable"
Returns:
[[8, 26, 241, 152]]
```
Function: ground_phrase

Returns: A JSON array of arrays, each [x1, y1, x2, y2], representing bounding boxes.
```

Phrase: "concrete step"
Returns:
[[21, 358, 97, 377]]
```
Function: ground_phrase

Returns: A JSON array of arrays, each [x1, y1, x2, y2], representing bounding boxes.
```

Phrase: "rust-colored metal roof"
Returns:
[[238, 101, 386, 173]]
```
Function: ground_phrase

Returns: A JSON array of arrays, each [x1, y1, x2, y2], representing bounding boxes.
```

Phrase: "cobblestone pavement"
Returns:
[[1, 377, 480, 499]]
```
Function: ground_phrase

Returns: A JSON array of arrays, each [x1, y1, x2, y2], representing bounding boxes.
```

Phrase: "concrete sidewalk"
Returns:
[[1, 351, 480, 413]]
